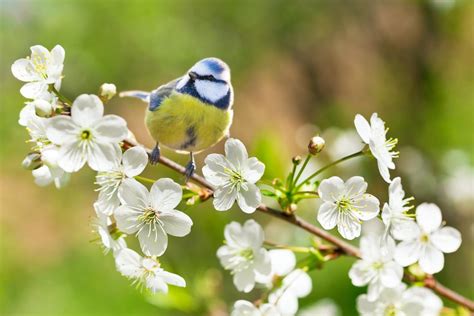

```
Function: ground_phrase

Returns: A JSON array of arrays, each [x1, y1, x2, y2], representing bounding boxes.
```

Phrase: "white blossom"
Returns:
[[381, 177, 414, 240], [93, 212, 126, 254], [203, 138, 265, 213], [95, 146, 148, 216], [299, 298, 341, 316], [231, 300, 280, 316], [357, 284, 424, 316], [317, 176, 380, 240], [268, 269, 312, 316], [115, 178, 192, 257], [11, 44, 64, 99], [349, 235, 403, 301], [32, 146, 70, 188], [257, 249, 311, 316], [46, 94, 128, 172], [405, 287, 443, 316], [394, 203, 462, 274], [217, 220, 271, 293], [354, 113, 398, 183], [115, 248, 185, 293]]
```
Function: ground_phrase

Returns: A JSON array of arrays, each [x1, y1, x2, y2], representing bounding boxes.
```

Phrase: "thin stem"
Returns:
[[295, 151, 364, 191], [264, 241, 311, 253], [50, 85, 73, 105], [134, 175, 156, 184], [121, 139, 474, 312], [293, 154, 311, 188]]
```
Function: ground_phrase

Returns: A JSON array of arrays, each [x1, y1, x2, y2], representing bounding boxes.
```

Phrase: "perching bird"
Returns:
[[120, 58, 234, 180]]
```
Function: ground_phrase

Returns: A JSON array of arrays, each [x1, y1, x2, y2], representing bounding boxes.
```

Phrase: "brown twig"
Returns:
[[122, 139, 474, 311]]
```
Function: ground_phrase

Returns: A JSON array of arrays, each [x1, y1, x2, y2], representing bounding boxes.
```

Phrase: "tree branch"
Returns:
[[122, 139, 474, 311]]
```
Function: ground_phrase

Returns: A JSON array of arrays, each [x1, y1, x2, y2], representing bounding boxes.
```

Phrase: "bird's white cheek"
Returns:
[[194, 81, 229, 102]]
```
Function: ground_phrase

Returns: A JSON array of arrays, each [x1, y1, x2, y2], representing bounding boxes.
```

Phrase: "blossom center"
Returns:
[[239, 248, 254, 261], [81, 129, 92, 141], [139, 207, 157, 224], [336, 197, 354, 212], [420, 234, 430, 243], [384, 304, 397, 316], [225, 168, 244, 187], [372, 261, 384, 270], [31, 54, 49, 78]]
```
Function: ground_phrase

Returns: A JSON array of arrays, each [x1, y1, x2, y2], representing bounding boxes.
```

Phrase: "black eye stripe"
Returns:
[[196, 74, 226, 83]]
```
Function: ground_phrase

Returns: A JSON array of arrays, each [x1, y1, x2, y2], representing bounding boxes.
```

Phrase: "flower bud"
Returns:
[[308, 136, 325, 155], [31, 99, 53, 117], [22, 152, 42, 170], [292, 155, 302, 165], [99, 83, 117, 101]]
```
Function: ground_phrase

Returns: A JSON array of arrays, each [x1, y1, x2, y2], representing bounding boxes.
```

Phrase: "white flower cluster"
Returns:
[[12, 45, 191, 294], [13, 45, 466, 315], [220, 221, 312, 316]]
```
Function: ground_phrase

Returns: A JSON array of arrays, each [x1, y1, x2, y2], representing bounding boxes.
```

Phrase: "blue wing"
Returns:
[[149, 77, 183, 111]]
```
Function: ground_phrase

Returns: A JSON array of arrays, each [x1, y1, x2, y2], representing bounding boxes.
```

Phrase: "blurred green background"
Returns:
[[1, 0, 473, 315]]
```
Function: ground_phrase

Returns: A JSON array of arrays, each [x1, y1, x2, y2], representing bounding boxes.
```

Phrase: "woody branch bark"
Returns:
[[123, 139, 474, 312]]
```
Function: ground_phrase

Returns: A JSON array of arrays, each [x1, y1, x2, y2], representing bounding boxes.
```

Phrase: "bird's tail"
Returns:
[[119, 90, 150, 102]]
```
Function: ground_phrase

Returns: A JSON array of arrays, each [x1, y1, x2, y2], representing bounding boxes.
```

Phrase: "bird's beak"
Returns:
[[188, 72, 198, 80]]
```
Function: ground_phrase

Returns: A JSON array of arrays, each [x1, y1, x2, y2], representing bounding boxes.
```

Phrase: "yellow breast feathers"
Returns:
[[145, 92, 233, 153]]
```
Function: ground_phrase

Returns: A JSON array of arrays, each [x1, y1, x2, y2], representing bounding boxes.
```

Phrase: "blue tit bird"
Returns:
[[120, 57, 234, 180]]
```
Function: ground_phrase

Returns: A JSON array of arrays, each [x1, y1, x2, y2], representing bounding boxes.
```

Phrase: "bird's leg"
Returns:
[[150, 143, 161, 165], [184, 152, 196, 182]]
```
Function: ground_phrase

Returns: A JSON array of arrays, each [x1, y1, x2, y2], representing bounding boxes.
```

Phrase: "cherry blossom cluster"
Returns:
[[12, 44, 467, 316]]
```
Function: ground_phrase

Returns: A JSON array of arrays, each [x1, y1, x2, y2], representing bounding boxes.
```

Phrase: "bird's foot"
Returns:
[[150, 144, 161, 165], [184, 160, 196, 182]]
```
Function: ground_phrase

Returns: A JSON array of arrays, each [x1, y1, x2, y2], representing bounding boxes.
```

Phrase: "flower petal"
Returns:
[[377, 159, 392, 183], [87, 142, 122, 172], [419, 245, 444, 274], [253, 249, 271, 276], [115, 248, 142, 278], [353, 194, 380, 221], [380, 261, 403, 287], [118, 178, 149, 208], [416, 203, 442, 233], [241, 219, 264, 248], [160, 210, 193, 237], [318, 176, 345, 202], [50, 45, 65, 66], [394, 240, 422, 267], [431, 226, 462, 253], [354, 114, 371, 144], [225, 138, 248, 169], [11, 58, 38, 82], [71, 94, 104, 127], [345, 176, 368, 197], [242, 157, 265, 184], [268, 249, 296, 276], [337, 213, 361, 240], [20, 81, 48, 99], [233, 268, 255, 293], [32, 165, 53, 186], [156, 270, 186, 288], [57, 141, 87, 173], [349, 260, 374, 286], [94, 115, 128, 143], [138, 223, 168, 256], [213, 185, 237, 211], [122, 146, 148, 177], [150, 178, 182, 211], [236, 183, 261, 213], [282, 269, 312, 298], [46, 116, 79, 145], [114, 205, 141, 234], [146, 275, 168, 293], [317, 202, 338, 230], [202, 153, 230, 186]]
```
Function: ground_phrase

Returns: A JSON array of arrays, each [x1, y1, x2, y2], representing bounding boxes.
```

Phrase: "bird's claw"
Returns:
[[150, 145, 161, 165], [184, 160, 196, 182]]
